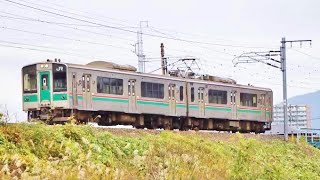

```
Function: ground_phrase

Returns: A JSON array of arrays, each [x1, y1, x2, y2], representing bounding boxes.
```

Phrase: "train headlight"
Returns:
[[40, 64, 44, 68], [45, 64, 49, 68]]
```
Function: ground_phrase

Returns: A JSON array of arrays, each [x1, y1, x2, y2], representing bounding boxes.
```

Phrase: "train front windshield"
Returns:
[[23, 65, 37, 93], [53, 64, 67, 92]]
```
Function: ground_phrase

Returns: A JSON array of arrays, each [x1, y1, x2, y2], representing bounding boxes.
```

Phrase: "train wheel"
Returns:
[[164, 123, 173, 130], [193, 127, 200, 131]]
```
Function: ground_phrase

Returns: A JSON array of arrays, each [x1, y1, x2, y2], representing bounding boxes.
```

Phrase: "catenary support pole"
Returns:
[[281, 37, 288, 141]]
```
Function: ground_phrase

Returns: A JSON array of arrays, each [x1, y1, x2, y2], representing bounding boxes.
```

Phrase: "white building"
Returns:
[[272, 104, 311, 129]]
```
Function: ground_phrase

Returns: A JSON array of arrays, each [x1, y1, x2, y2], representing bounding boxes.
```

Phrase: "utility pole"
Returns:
[[281, 37, 288, 141], [233, 37, 311, 141], [280, 37, 311, 141], [136, 21, 148, 73]]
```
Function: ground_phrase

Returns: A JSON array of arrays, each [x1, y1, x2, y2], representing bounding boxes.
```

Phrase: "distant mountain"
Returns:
[[287, 90, 320, 128]]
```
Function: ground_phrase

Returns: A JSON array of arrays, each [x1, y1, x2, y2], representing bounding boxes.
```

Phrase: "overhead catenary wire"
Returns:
[[2, 0, 277, 49], [9, 0, 137, 28], [0, 12, 135, 42], [148, 26, 278, 49], [0, 43, 96, 59], [289, 48, 320, 61], [0, 26, 134, 51], [12, 0, 279, 49], [1, 0, 320, 90], [0, 42, 138, 61]]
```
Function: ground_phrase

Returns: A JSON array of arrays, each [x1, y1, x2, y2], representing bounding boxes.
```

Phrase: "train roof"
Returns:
[[66, 62, 272, 92], [22, 61, 272, 92]]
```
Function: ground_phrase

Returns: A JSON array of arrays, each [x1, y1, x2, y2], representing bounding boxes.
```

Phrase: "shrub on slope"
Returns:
[[0, 124, 319, 180]]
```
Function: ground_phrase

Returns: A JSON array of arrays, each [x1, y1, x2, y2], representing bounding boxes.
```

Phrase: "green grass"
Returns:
[[0, 123, 320, 179]]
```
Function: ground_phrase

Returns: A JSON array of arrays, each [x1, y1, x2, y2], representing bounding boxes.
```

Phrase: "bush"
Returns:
[[0, 124, 320, 179]]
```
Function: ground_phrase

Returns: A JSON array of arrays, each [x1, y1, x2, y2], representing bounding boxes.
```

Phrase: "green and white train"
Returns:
[[22, 60, 273, 132]]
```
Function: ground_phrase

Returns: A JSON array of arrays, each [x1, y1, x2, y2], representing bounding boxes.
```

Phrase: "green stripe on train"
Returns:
[[70, 96, 128, 103], [93, 97, 129, 103], [69, 96, 83, 100], [189, 105, 199, 109], [137, 100, 169, 107], [206, 106, 231, 112], [177, 104, 187, 108], [23, 95, 38, 103], [266, 111, 271, 117], [237, 109, 261, 114], [53, 94, 68, 101]]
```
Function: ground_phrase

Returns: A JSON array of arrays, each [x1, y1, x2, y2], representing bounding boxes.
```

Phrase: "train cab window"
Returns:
[[53, 64, 67, 92], [41, 74, 48, 90], [23, 65, 37, 93], [141, 82, 164, 99], [97, 76, 123, 95], [191, 87, 195, 102], [179, 86, 183, 101], [240, 93, 257, 107], [209, 90, 227, 104]]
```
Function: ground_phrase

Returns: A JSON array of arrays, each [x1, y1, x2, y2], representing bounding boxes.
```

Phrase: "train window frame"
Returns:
[[97, 76, 123, 95], [191, 87, 195, 102], [141, 81, 164, 99], [208, 90, 227, 104], [23, 65, 37, 93], [53, 64, 67, 92], [179, 86, 183, 101], [240, 93, 257, 107]]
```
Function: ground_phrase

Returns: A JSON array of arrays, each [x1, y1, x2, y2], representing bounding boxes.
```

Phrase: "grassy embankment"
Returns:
[[0, 123, 319, 180]]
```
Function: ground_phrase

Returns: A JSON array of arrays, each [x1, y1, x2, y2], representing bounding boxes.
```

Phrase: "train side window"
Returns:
[[86, 76, 90, 92], [191, 87, 195, 102], [208, 90, 227, 104], [141, 82, 164, 99], [97, 76, 123, 95], [132, 81, 135, 95], [240, 93, 257, 107], [179, 86, 183, 101], [82, 76, 85, 92]]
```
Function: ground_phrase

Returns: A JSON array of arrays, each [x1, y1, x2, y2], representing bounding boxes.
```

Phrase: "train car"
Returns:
[[22, 59, 273, 132]]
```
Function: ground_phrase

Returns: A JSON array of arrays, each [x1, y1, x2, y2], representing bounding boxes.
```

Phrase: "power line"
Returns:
[[149, 26, 278, 49], [2, 0, 275, 49], [11, 0, 136, 28], [0, 41, 137, 60], [0, 12, 135, 42], [0, 26, 133, 51], [2, 0, 320, 88], [0, 43, 95, 58], [14, 0, 277, 49], [0, 12, 101, 27], [289, 48, 320, 61]]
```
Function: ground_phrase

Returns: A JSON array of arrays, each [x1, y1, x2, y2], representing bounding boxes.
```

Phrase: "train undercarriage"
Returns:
[[27, 108, 267, 133]]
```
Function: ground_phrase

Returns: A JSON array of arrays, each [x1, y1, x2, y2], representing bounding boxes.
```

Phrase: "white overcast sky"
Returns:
[[0, 0, 320, 121]]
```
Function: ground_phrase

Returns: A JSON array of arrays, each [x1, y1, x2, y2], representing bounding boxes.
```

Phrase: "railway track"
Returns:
[[92, 125, 284, 141]]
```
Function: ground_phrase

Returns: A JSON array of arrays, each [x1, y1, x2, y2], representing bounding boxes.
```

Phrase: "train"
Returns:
[[22, 59, 273, 133]]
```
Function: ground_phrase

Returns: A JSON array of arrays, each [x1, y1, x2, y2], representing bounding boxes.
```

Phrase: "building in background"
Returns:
[[272, 104, 311, 129]]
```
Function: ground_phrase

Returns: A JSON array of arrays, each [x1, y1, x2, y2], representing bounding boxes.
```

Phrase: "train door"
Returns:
[[260, 94, 266, 120], [39, 71, 51, 104], [168, 84, 177, 115], [82, 74, 92, 109], [198, 87, 205, 117], [128, 79, 137, 113], [231, 90, 237, 120], [72, 73, 78, 107]]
